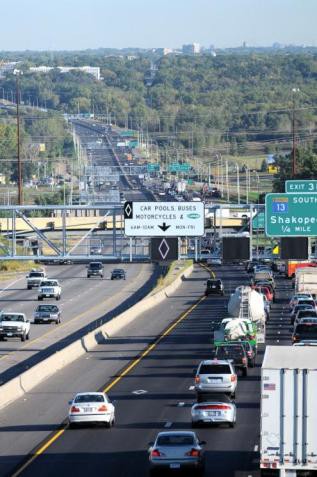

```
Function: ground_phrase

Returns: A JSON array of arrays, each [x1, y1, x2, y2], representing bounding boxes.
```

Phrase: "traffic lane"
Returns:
[[25, 269, 291, 477], [0, 265, 210, 477], [0, 263, 154, 381], [17, 277, 259, 477]]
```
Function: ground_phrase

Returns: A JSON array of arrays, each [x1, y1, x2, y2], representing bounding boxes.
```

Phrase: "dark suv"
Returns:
[[213, 343, 248, 376], [205, 279, 224, 296], [87, 261, 104, 279], [111, 269, 126, 280]]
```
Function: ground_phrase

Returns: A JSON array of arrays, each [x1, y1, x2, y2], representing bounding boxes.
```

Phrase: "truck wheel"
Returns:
[[38, 297, 43, 301], [27, 285, 32, 290], [21, 333, 26, 342], [26, 333, 30, 340]]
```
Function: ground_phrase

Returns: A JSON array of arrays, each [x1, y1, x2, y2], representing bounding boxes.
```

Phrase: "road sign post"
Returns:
[[124, 201, 204, 237], [265, 193, 317, 236]]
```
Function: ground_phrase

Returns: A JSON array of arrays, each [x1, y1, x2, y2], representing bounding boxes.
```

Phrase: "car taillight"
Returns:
[[186, 449, 200, 457], [195, 376, 200, 384], [196, 404, 231, 410], [70, 406, 80, 413], [98, 404, 108, 412], [231, 374, 237, 382], [151, 449, 163, 457]]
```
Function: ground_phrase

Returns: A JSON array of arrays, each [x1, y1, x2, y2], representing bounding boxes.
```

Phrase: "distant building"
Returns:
[[182, 43, 201, 55], [29, 66, 101, 80], [156, 48, 174, 56], [0, 61, 19, 78]]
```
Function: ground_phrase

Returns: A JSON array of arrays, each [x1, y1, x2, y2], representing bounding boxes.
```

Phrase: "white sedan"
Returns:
[[68, 392, 115, 428]]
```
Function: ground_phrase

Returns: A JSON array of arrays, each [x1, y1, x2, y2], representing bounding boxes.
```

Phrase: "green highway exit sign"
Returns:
[[265, 193, 317, 237], [286, 180, 317, 193]]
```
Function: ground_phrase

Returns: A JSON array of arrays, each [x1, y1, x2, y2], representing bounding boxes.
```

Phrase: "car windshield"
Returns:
[[29, 272, 43, 277], [41, 281, 57, 287], [157, 434, 194, 446], [297, 301, 314, 307], [216, 346, 244, 357], [295, 324, 317, 334], [199, 364, 231, 374], [74, 394, 105, 403], [37, 305, 58, 312], [297, 310, 317, 318], [90, 263, 102, 269], [207, 280, 221, 286], [113, 269, 123, 274], [1, 314, 24, 322]]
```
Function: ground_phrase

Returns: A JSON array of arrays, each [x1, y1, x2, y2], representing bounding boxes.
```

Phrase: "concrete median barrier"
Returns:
[[0, 264, 193, 410]]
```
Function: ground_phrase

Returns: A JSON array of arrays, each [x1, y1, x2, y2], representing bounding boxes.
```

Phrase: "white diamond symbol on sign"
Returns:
[[125, 203, 132, 218], [158, 239, 170, 260]]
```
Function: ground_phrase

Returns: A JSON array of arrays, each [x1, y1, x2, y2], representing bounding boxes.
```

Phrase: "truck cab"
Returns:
[[0, 312, 30, 341], [26, 269, 46, 289]]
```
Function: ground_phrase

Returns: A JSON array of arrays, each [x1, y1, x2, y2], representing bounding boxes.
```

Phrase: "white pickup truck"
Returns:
[[0, 313, 30, 341], [26, 269, 46, 289], [38, 279, 62, 301]]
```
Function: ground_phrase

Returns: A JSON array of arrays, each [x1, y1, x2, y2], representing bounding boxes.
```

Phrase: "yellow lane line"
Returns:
[[11, 274, 207, 476]]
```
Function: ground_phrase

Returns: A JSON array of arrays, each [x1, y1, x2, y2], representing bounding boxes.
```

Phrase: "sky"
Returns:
[[1, 0, 316, 51]]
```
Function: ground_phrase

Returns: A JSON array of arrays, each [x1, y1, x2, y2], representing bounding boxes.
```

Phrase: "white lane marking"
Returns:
[[132, 389, 147, 395], [254, 445, 259, 452], [164, 421, 173, 428], [189, 386, 195, 391], [0, 276, 25, 296], [177, 402, 185, 407]]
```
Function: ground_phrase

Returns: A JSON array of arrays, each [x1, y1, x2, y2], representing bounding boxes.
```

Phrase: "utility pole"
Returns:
[[292, 88, 300, 178], [236, 163, 240, 204], [14, 69, 23, 205]]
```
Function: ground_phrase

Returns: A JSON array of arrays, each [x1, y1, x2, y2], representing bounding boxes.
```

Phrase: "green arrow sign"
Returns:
[[147, 163, 160, 172], [265, 193, 317, 237], [252, 211, 265, 230]]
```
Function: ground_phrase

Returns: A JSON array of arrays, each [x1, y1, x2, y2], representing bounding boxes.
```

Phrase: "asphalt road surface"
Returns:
[[0, 264, 293, 477], [0, 262, 155, 384]]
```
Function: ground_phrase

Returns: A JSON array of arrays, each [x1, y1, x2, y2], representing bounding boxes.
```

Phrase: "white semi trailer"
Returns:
[[260, 346, 317, 476]]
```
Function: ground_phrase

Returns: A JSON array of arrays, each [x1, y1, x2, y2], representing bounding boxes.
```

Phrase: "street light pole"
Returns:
[[14, 69, 23, 205]]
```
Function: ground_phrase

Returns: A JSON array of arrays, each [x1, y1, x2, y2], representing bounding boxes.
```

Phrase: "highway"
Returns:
[[0, 262, 155, 384], [0, 264, 293, 477]]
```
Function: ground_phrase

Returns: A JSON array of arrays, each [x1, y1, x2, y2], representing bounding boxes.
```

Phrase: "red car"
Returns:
[[252, 285, 273, 302]]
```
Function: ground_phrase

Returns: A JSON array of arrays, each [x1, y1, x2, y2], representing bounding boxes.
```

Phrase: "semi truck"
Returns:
[[260, 346, 317, 476], [294, 267, 317, 298]]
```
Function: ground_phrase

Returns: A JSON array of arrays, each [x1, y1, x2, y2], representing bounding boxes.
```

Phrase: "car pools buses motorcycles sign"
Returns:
[[123, 201, 204, 237]]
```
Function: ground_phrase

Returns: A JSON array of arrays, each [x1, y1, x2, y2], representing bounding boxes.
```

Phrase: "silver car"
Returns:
[[149, 431, 205, 476], [68, 392, 115, 428], [194, 360, 237, 400], [191, 393, 236, 428]]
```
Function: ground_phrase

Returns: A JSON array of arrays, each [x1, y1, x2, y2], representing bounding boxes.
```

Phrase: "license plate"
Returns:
[[208, 411, 221, 416], [43, 318, 49, 321], [45, 294, 50, 297], [83, 407, 93, 412], [7, 332, 13, 336], [212, 286, 216, 288], [170, 464, 180, 469], [210, 378, 221, 383]]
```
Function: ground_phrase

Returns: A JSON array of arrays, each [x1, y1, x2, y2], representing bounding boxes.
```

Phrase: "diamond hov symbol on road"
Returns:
[[124, 201, 204, 237]]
